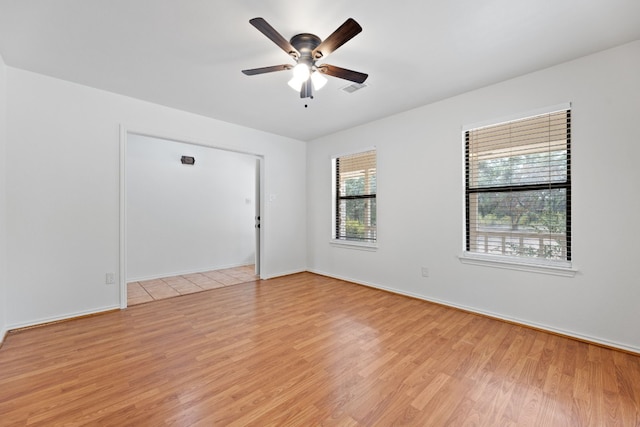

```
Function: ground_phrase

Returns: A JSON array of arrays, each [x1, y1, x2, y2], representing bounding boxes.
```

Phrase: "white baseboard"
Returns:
[[261, 268, 307, 280], [308, 269, 640, 355], [3, 268, 301, 336], [6, 270, 637, 355], [6, 305, 120, 333], [0, 326, 8, 346]]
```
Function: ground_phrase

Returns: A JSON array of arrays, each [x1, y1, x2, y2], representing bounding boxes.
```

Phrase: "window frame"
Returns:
[[459, 104, 577, 276], [331, 148, 378, 249]]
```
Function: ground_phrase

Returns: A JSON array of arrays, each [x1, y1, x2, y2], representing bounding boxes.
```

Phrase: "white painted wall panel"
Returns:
[[307, 41, 640, 352]]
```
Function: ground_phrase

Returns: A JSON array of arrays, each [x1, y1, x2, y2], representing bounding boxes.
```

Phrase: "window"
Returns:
[[464, 108, 571, 264], [332, 149, 377, 244]]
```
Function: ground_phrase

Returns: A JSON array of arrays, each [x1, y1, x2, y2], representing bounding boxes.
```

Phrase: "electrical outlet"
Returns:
[[105, 273, 115, 284], [421, 267, 429, 277]]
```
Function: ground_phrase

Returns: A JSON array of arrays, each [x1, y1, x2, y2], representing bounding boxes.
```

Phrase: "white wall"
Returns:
[[127, 134, 257, 280], [307, 41, 640, 352], [5, 68, 306, 329], [0, 53, 7, 343]]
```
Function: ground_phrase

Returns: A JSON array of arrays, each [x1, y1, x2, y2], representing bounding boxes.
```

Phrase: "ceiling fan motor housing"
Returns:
[[290, 33, 322, 67]]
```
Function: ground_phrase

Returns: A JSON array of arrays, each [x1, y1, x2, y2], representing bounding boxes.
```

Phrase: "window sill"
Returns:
[[458, 252, 577, 277], [330, 240, 378, 251]]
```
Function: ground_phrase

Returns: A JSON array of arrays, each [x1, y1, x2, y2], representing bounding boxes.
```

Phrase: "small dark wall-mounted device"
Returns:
[[181, 156, 195, 165]]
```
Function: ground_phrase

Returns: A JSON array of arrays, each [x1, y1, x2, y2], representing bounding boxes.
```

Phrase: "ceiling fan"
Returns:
[[242, 17, 368, 99]]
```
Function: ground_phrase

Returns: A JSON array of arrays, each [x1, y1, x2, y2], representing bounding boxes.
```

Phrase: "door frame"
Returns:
[[254, 158, 261, 276], [119, 126, 264, 309]]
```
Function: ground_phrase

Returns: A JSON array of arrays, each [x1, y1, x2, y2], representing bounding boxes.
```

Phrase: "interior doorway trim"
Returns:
[[119, 125, 265, 309]]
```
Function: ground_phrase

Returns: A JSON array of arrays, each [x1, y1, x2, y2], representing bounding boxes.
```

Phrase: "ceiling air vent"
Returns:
[[341, 83, 368, 94]]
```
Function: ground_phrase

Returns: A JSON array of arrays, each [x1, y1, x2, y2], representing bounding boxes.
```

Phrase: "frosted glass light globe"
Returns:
[[311, 72, 327, 90], [292, 63, 310, 81]]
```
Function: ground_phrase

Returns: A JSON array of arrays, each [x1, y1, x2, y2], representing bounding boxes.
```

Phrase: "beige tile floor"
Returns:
[[127, 265, 259, 306]]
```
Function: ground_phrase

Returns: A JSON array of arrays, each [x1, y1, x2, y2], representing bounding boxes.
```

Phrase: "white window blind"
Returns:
[[465, 109, 571, 262], [334, 150, 377, 243]]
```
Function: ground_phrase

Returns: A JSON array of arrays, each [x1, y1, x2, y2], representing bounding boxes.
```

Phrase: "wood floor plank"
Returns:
[[1, 272, 639, 426]]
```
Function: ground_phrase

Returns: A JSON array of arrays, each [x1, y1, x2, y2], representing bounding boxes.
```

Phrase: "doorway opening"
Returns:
[[120, 130, 263, 308]]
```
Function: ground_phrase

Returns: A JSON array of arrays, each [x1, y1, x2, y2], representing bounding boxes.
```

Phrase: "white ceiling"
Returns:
[[1, 1, 639, 141]]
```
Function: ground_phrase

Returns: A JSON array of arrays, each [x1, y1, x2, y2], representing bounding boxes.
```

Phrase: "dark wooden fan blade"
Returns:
[[249, 17, 299, 58], [318, 64, 368, 83], [312, 18, 362, 59], [242, 64, 292, 76]]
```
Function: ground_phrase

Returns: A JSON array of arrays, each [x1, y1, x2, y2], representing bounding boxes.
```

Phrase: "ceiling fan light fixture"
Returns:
[[292, 63, 310, 81], [287, 77, 304, 91], [311, 71, 327, 90], [242, 18, 367, 99]]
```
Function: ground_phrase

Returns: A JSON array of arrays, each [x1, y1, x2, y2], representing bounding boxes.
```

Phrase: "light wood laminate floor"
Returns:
[[127, 265, 258, 306], [1, 272, 639, 426]]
